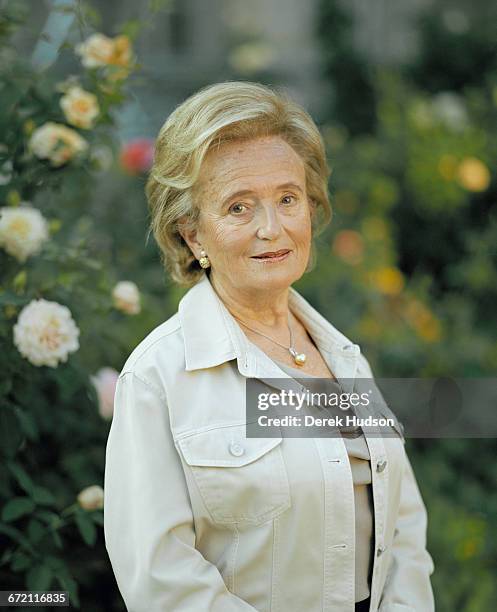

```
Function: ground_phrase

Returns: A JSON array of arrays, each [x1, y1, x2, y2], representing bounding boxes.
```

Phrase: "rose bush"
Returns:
[[0, 3, 149, 609]]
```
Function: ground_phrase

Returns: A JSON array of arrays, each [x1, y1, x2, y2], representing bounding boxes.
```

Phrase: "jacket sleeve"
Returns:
[[104, 371, 258, 612], [378, 450, 436, 612], [358, 353, 436, 612]]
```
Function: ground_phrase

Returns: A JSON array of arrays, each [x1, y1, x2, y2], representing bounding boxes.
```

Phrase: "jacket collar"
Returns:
[[178, 273, 361, 392]]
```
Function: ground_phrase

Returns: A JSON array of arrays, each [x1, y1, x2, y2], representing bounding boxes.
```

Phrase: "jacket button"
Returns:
[[229, 442, 245, 457], [376, 459, 387, 473], [376, 545, 386, 557], [342, 343, 359, 353]]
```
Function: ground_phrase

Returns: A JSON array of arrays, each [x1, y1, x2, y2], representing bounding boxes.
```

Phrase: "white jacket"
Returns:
[[104, 273, 435, 612]]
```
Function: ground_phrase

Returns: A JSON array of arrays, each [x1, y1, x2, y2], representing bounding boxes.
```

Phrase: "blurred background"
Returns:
[[1, 0, 496, 609]]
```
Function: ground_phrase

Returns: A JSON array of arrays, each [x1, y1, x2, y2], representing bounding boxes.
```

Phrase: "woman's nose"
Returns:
[[255, 204, 282, 240]]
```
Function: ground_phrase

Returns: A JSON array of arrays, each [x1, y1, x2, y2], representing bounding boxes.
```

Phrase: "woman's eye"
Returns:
[[229, 203, 247, 214], [281, 195, 296, 205]]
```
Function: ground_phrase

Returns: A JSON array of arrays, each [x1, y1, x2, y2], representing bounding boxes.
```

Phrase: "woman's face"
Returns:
[[184, 135, 314, 296]]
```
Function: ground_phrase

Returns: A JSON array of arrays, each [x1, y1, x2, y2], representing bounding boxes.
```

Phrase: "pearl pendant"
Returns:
[[289, 347, 306, 366], [294, 353, 306, 366]]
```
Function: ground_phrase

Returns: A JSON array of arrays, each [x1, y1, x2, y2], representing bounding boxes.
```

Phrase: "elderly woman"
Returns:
[[104, 81, 435, 612]]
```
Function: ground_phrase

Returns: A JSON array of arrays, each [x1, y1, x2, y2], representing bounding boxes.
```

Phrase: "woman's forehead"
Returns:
[[198, 136, 306, 193]]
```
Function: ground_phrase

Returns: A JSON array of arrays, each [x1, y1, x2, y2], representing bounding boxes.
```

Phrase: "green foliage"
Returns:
[[0, 1, 147, 609]]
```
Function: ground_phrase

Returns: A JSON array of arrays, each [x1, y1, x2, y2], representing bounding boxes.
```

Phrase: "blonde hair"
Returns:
[[146, 81, 332, 286]]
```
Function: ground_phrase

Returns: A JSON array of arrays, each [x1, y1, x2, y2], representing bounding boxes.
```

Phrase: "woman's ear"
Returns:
[[177, 216, 202, 259]]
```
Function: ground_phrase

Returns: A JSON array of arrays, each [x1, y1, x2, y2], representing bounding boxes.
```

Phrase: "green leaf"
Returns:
[[31, 486, 56, 506], [50, 529, 63, 549], [7, 461, 34, 494], [2, 496, 36, 522], [0, 291, 27, 306], [13, 407, 38, 441], [0, 406, 23, 457], [55, 570, 80, 608], [0, 523, 35, 554], [90, 511, 104, 526], [0, 548, 13, 566], [43, 555, 65, 572], [0, 378, 12, 397], [12, 269, 27, 291], [10, 552, 32, 572], [26, 563, 53, 591], [116, 19, 142, 41], [79, 256, 103, 270], [75, 511, 97, 546], [27, 519, 45, 544], [36, 509, 60, 525]]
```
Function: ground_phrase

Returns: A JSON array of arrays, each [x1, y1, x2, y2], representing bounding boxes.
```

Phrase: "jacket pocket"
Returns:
[[176, 423, 291, 526]]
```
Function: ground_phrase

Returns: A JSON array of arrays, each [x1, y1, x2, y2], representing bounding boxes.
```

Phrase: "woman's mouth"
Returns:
[[250, 249, 291, 263]]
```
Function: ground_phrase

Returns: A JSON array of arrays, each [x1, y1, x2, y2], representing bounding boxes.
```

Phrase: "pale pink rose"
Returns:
[[60, 86, 100, 130], [75, 33, 115, 68], [91, 367, 119, 420], [77, 485, 104, 510], [112, 280, 141, 315], [13, 298, 80, 367], [75, 33, 133, 72], [28, 121, 88, 167]]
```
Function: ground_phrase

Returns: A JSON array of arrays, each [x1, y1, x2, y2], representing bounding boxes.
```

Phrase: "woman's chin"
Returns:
[[244, 264, 302, 290]]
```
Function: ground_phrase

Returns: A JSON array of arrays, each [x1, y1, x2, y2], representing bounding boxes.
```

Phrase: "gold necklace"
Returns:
[[231, 312, 307, 366]]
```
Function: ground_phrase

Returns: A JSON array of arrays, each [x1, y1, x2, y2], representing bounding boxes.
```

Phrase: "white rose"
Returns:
[[0, 204, 49, 262], [112, 281, 141, 315], [77, 485, 104, 510], [29, 121, 88, 167], [75, 33, 115, 68], [13, 299, 80, 367], [60, 86, 100, 130], [90, 367, 119, 420]]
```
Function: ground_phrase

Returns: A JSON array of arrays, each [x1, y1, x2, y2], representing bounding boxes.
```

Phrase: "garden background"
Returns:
[[1, 0, 496, 610]]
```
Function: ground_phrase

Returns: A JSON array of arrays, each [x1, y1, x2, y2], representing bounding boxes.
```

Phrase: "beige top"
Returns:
[[274, 359, 374, 603]]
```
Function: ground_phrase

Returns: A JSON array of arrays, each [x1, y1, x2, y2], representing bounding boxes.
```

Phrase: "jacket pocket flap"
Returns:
[[176, 424, 283, 468]]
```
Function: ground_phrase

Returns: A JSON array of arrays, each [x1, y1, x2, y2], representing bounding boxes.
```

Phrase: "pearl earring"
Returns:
[[198, 248, 211, 269]]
